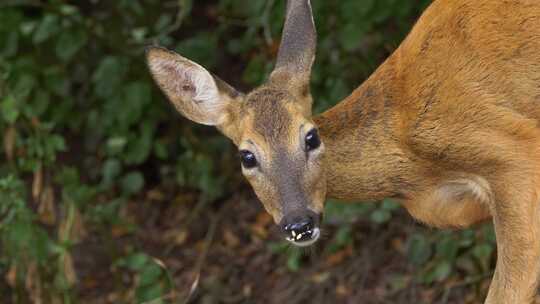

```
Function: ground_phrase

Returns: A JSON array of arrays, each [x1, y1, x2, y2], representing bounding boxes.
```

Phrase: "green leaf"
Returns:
[[341, 0, 374, 19], [154, 14, 172, 32], [131, 27, 148, 43], [118, 82, 151, 127], [323, 200, 373, 223], [286, 249, 302, 272], [267, 241, 289, 254], [458, 229, 475, 247], [0, 31, 19, 57], [13, 74, 37, 100], [430, 260, 452, 282], [139, 263, 163, 286], [472, 244, 493, 260], [482, 225, 496, 243], [51, 134, 67, 151], [102, 158, 122, 187], [370, 209, 391, 224], [339, 23, 371, 51], [3, 219, 51, 263], [388, 274, 409, 293], [56, 27, 88, 61], [42, 67, 69, 97], [125, 124, 154, 165], [106, 136, 128, 155], [395, 1, 415, 18], [436, 236, 459, 261], [242, 55, 269, 85], [59, 4, 79, 15], [27, 91, 50, 117], [175, 32, 218, 68], [20, 21, 37, 36], [1, 95, 19, 124], [372, 0, 395, 23], [136, 282, 164, 303], [121, 171, 145, 195], [33, 14, 60, 44], [381, 198, 400, 211], [153, 141, 168, 160], [328, 226, 352, 253], [335, 226, 352, 246], [124, 253, 149, 271], [472, 243, 494, 271], [0, 9, 23, 32], [240, 0, 266, 16], [92, 56, 127, 98], [407, 234, 432, 266]]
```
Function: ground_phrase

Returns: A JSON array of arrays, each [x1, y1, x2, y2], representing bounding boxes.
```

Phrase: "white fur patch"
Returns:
[[443, 176, 493, 206]]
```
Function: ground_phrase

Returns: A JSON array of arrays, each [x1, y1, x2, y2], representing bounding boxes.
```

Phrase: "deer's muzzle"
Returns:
[[279, 210, 321, 247]]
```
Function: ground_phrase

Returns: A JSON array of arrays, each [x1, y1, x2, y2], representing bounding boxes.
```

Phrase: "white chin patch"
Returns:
[[286, 227, 321, 247]]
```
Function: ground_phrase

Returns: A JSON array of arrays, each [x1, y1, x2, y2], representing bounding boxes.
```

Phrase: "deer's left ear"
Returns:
[[146, 47, 242, 136], [269, 0, 316, 112]]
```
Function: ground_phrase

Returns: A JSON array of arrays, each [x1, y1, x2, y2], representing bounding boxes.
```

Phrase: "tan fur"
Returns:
[[147, 0, 540, 302], [315, 0, 540, 302]]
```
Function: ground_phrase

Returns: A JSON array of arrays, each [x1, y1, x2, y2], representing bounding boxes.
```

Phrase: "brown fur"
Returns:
[[147, 0, 540, 302], [234, 87, 325, 223], [316, 0, 540, 302]]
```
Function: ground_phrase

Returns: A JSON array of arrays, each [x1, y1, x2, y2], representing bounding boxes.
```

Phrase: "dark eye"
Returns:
[[239, 150, 257, 169], [305, 129, 321, 151]]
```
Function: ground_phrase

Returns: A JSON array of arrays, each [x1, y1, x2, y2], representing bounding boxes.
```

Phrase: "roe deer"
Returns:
[[146, 0, 540, 302]]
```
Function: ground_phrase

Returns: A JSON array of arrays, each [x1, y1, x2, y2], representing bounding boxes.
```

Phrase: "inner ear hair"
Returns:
[[146, 46, 243, 131]]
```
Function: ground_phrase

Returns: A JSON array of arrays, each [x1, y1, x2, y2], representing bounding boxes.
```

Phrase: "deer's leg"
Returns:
[[410, 111, 540, 302], [484, 172, 540, 304]]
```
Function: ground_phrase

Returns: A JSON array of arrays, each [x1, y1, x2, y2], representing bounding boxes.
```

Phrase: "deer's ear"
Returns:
[[146, 47, 242, 127], [270, 0, 316, 90]]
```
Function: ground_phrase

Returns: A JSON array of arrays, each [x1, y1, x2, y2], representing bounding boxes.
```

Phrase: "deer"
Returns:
[[146, 0, 540, 302]]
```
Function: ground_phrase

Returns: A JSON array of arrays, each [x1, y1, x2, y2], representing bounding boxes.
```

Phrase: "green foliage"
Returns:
[[407, 228, 496, 285], [116, 253, 172, 303], [0, 0, 494, 302]]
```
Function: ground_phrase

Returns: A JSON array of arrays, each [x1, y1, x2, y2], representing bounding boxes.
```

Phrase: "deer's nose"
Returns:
[[281, 215, 315, 242]]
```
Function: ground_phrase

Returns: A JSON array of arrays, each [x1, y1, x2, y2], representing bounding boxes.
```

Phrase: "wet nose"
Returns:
[[281, 215, 315, 242]]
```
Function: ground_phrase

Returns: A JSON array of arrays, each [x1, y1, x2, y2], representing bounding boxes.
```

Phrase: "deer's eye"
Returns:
[[305, 129, 321, 151], [239, 150, 257, 169]]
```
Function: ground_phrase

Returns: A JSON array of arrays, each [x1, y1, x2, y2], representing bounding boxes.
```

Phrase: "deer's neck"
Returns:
[[314, 58, 419, 202]]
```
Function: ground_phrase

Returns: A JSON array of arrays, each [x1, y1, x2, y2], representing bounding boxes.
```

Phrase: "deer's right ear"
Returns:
[[146, 47, 242, 131]]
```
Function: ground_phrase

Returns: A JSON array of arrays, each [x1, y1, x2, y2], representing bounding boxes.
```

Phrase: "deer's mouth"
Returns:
[[285, 227, 321, 247], [280, 209, 322, 247]]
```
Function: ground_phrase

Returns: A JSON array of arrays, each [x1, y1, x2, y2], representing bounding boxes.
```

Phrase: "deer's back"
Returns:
[[315, 0, 540, 183], [395, 0, 540, 123], [369, 0, 540, 169]]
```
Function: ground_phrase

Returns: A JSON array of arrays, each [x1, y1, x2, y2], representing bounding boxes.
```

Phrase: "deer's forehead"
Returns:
[[241, 89, 302, 144]]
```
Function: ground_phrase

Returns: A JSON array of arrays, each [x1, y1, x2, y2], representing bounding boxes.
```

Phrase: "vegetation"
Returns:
[[0, 0, 496, 303]]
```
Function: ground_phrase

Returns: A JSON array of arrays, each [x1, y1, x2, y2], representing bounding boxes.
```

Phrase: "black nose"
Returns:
[[281, 214, 315, 242]]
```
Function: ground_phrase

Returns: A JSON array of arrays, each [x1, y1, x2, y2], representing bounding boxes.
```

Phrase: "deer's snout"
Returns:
[[279, 210, 321, 247]]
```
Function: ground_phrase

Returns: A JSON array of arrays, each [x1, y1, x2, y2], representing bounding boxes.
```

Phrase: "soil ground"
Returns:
[[74, 185, 492, 304]]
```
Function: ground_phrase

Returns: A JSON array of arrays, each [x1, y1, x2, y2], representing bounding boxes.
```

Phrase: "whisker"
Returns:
[[300, 244, 313, 256], [308, 242, 321, 259], [318, 227, 332, 240]]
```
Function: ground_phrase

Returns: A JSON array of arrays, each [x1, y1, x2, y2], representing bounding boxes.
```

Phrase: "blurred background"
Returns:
[[0, 0, 498, 303]]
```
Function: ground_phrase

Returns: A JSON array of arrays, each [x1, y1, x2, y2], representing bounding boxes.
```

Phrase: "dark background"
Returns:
[[0, 0, 498, 303]]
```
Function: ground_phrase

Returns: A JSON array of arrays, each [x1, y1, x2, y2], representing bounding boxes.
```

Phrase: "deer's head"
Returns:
[[146, 0, 325, 246]]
